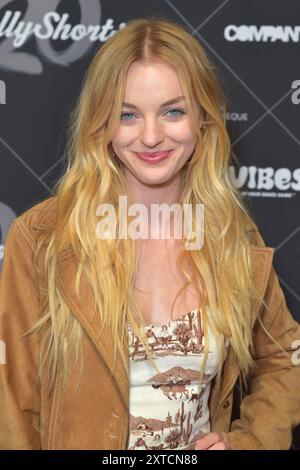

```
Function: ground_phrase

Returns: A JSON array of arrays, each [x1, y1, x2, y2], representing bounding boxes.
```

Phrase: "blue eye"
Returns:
[[121, 111, 135, 121], [166, 108, 185, 118]]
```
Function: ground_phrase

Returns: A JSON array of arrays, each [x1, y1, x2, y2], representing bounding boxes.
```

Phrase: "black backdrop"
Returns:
[[0, 0, 299, 449]]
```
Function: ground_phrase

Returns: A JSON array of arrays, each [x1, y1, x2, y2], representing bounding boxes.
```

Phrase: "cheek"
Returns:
[[112, 127, 137, 148], [167, 122, 195, 144]]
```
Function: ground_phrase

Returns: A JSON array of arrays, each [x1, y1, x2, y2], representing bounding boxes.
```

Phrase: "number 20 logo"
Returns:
[[0, 0, 102, 74]]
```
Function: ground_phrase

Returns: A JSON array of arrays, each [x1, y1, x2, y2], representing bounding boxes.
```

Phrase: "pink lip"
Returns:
[[134, 150, 173, 164]]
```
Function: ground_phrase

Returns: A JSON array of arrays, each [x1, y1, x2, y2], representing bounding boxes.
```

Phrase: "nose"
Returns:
[[139, 117, 164, 149]]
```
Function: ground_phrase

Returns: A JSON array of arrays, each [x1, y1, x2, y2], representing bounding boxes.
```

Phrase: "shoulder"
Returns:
[[13, 196, 58, 242], [3, 197, 58, 260], [3, 197, 59, 291]]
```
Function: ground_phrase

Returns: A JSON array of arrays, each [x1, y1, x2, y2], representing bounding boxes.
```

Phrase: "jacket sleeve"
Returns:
[[0, 220, 41, 449], [227, 229, 300, 450]]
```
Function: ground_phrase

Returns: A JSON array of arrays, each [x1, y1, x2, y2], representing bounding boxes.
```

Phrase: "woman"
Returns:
[[0, 17, 299, 450]]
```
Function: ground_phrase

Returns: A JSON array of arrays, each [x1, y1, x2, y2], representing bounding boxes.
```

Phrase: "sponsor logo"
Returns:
[[226, 112, 249, 122], [230, 165, 300, 198], [224, 25, 300, 43], [0, 10, 126, 49]]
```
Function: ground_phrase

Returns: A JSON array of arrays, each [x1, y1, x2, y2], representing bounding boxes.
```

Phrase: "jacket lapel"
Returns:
[[56, 250, 130, 411], [56, 244, 275, 417]]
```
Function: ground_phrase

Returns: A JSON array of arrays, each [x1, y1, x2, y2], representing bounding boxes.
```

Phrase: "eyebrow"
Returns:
[[122, 95, 185, 110]]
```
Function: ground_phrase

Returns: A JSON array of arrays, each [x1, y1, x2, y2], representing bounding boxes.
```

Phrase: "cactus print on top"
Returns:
[[126, 307, 229, 450]]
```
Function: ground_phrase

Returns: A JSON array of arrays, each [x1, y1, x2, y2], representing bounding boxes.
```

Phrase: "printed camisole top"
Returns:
[[126, 307, 229, 450]]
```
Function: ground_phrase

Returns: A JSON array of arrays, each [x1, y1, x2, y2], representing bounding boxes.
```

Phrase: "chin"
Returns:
[[137, 172, 174, 186]]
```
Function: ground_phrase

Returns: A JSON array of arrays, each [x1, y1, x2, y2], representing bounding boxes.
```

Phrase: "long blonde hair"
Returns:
[[30, 16, 264, 394]]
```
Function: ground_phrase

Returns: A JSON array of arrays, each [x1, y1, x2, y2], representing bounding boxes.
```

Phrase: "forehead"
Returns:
[[123, 60, 183, 102]]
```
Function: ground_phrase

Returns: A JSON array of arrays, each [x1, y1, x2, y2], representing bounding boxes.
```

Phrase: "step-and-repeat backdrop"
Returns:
[[0, 0, 299, 448]]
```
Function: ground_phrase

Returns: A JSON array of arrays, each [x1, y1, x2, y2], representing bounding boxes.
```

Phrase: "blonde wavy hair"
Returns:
[[29, 16, 265, 394]]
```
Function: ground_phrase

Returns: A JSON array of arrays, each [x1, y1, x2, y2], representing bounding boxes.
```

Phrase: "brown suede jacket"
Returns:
[[0, 197, 300, 450]]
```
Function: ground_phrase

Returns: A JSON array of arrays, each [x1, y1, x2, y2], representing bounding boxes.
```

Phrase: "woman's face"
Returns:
[[111, 60, 201, 187]]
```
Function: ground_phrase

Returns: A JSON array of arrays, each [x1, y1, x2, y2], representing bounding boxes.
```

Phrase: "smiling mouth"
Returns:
[[134, 150, 173, 157], [133, 150, 173, 164]]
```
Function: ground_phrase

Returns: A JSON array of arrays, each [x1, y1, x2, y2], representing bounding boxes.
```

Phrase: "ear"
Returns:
[[198, 106, 205, 126], [199, 107, 208, 134]]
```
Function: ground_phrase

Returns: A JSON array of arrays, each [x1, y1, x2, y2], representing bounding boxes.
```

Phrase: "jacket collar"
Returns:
[[56, 242, 275, 414]]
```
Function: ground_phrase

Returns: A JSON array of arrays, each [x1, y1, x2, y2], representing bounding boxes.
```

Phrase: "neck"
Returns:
[[125, 171, 183, 209], [123, 169, 184, 242]]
